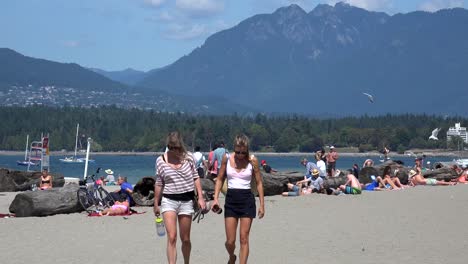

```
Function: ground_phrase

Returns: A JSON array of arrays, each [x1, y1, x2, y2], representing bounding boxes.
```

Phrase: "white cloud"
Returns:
[[326, 0, 392, 11], [61, 40, 80, 48], [143, 0, 166, 8], [160, 19, 231, 40], [163, 23, 208, 40], [145, 10, 175, 22], [419, 0, 464, 12], [175, 0, 224, 17]]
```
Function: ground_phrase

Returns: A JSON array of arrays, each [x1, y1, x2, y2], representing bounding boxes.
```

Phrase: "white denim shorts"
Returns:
[[160, 197, 194, 215]]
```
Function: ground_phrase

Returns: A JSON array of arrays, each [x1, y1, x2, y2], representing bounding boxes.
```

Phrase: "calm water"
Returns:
[[0, 154, 457, 184]]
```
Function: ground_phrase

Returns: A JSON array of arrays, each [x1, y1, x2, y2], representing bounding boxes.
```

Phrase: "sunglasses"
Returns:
[[235, 151, 248, 155], [168, 146, 181, 151]]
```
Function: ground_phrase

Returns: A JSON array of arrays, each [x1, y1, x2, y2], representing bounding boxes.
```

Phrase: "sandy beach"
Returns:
[[1, 185, 468, 264]]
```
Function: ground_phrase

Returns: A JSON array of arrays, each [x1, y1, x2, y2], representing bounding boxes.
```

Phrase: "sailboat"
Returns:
[[59, 124, 94, 163], [17, 135, 38, 166]]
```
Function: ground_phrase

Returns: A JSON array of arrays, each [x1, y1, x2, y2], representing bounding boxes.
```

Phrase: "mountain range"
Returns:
[[2, 2, 468, 116], [137, 2, 468, 115], [0, 48, 252, 114]]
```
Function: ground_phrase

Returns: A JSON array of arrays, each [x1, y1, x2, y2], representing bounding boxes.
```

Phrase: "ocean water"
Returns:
[[0, 154, 457, 184]]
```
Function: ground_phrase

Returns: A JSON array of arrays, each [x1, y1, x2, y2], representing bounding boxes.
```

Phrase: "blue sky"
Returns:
[[1, 0, 466, 71]]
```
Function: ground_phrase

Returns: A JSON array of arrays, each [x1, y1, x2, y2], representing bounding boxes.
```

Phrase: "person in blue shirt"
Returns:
[[115, 176, 134, 206], [300, 158, 318, 184], [210, 141, 227, 181]]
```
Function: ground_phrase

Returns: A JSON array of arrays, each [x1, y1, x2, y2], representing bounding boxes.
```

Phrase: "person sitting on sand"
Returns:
[[112, 176, 135, 206], [300, 158, 318, 183], [295, 169, 324, 193], [408, 169, 455, 186], [39, 168, 53, 190], [95, 176, 105, 187], [363, 159, 374, 168], [104, 169, 116, 185], [338, 173, 362, 194], [261, 160, 278, 173], [451, 164, 463, 175], [381, 166, 404, 190], [352, 163, 360, 178], [99, 199, 130, 216]]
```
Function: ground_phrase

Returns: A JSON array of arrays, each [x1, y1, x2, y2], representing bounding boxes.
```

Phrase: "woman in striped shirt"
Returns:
[[154, 131, 206, 264]]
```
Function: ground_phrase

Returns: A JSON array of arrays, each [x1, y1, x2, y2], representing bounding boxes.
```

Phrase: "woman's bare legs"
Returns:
[[391, 177, 407, 188], [383, 177, 399, 189], [225, 217, 238, 264], [239, 217, 253, 264], [178, 215, 192, 264], [164, 211, 178, 264]]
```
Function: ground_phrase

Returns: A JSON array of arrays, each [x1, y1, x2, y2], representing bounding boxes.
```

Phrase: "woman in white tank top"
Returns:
[[212, 134, 265, 264]]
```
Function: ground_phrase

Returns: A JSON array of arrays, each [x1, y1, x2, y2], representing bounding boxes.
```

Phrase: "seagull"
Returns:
[[429, 128, 441, 140], [362, 93, 374, 103]]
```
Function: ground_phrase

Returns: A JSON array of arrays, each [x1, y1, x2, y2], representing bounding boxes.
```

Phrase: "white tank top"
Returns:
[[226, 157, 253, 189]]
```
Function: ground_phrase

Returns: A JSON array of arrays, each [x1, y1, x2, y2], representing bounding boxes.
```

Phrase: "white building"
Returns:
[[447, 123, 468, 143]]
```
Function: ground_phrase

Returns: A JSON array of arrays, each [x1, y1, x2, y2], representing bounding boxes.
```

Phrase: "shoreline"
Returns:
[[1, 150, 467, 157]]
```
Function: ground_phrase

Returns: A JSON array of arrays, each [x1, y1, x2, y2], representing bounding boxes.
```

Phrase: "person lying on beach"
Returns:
[[282, 182, 304, 197], [408, 169, 455, 186], [338, 174, 362, 194], [451, 167, 468, 183], [261, 160, 278, 173], [99, 200, 129, 216], [361, 175, 389, 191]]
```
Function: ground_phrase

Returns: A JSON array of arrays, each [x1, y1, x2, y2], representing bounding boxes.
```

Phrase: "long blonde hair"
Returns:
[[166, 131, 188, 158]]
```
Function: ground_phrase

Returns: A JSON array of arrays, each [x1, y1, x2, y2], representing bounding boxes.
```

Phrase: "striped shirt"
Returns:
[[155, 155, 198, 194]]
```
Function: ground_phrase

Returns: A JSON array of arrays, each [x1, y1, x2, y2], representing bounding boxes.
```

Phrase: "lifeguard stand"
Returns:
[[27, 135, 50, 172]]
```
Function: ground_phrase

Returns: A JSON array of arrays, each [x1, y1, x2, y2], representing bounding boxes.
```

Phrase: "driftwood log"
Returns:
[[132, 176, 156, 206], [0, 168, 64, 192], [358, 160, 459, 184], [9, 184, 82, 217]]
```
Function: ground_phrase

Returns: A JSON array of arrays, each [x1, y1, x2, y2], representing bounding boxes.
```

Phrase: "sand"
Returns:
[[1, 185, 468, 264]]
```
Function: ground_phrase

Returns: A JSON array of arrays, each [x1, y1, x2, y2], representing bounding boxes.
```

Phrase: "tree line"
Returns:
[[0, 106, 466, 153]]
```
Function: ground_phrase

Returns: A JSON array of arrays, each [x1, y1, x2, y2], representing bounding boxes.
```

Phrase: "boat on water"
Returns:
[[60, 124, 95, 163], [17, 135, 39, 167]]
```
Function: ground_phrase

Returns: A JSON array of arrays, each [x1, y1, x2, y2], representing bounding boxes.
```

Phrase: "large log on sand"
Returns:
[[132, 177, 156, 206], [0, 168, 65, 192], [9, 184, 82, 217], [358, 160, 458, 184]]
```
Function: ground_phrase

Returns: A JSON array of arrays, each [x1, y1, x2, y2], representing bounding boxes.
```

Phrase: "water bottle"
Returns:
[[155, 217, 165, 237]]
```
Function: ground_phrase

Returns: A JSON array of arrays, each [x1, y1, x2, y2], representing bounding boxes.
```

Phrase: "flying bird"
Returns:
[[362, 93, 374, 103], [429, 128, 441, 140]]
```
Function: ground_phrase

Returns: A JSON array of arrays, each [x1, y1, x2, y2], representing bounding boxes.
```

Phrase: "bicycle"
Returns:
[[77, 167, 115, 213]]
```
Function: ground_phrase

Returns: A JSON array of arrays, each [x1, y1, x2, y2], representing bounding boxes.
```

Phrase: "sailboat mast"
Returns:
[[74, 123, 79, 158], [24, 134, 29, 160]]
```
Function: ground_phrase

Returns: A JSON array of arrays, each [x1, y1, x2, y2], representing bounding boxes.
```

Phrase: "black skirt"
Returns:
[[224, 188, 256, 218]]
